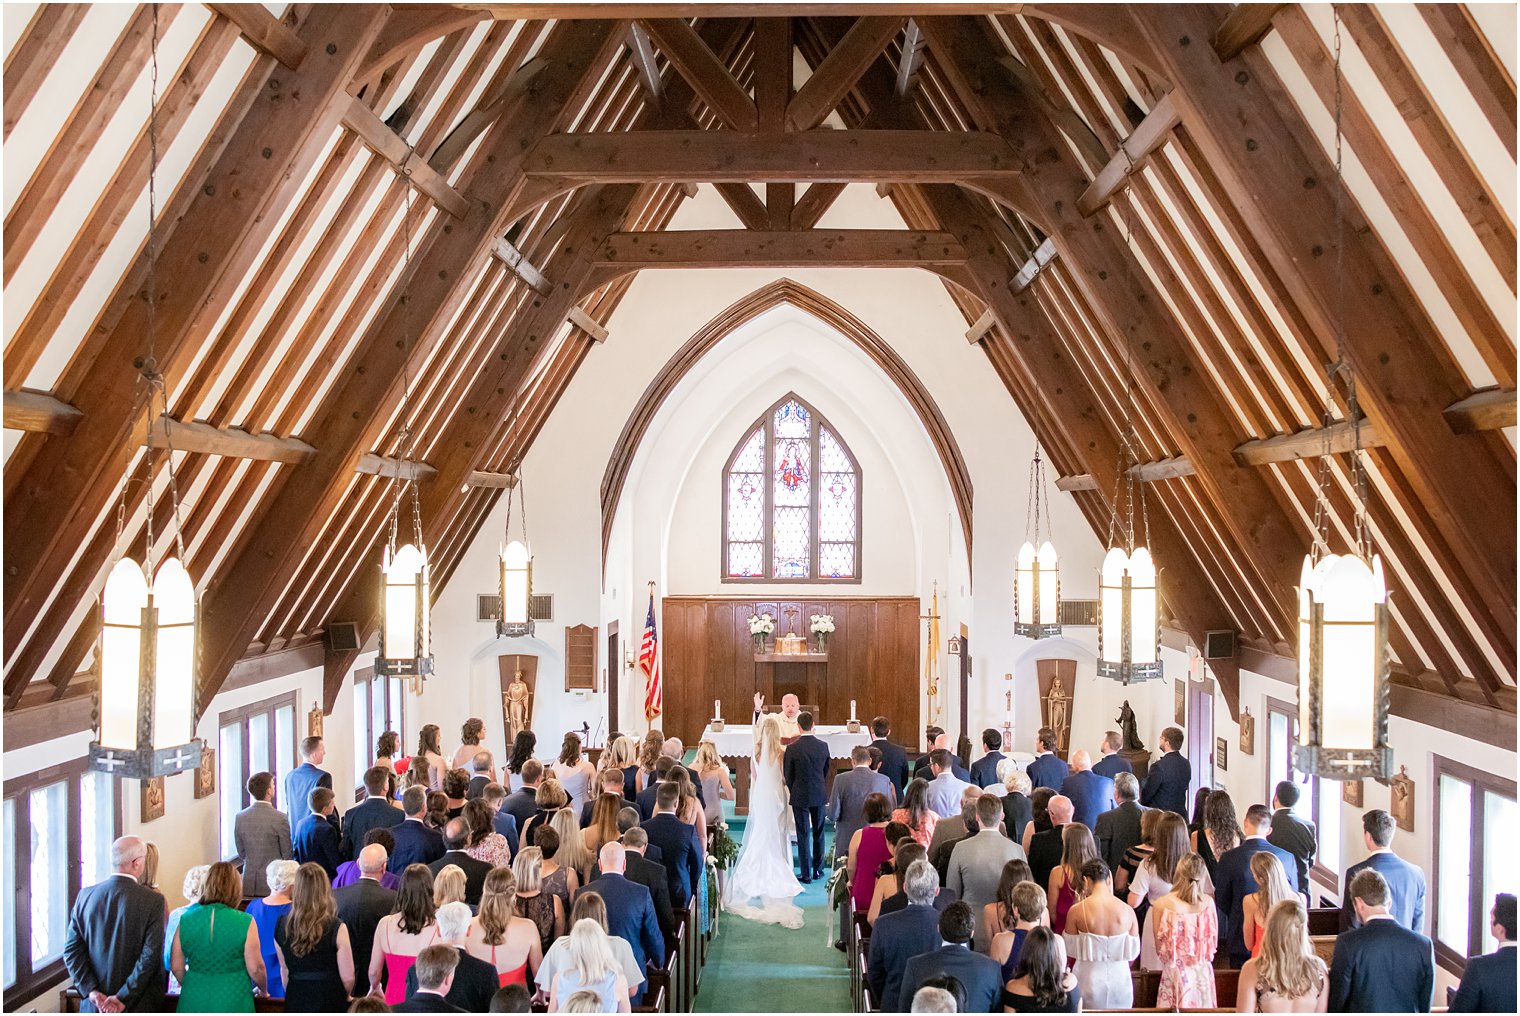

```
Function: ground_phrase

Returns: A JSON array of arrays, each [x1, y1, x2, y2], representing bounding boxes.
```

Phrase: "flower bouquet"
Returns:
[[810, 613, 835, 653], [747, 612, 775, 652]]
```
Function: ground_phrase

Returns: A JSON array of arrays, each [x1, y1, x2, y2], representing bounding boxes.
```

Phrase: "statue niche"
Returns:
[[1035, 658, 1075, 758], [499, 654, 538, 746]]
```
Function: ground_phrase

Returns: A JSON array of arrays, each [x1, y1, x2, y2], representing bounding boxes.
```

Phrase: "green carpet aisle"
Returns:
[[694, 810, 852, 1013]]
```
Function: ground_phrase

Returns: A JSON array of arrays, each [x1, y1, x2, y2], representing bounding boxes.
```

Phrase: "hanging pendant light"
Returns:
[[1096, 430, 1163, 684], [1294, 9, 1391, 781], [376, 184, 434, 680], [92, 3, 204, 780], [498, 386, 533, 637], [1014, 444, 1061, 637]]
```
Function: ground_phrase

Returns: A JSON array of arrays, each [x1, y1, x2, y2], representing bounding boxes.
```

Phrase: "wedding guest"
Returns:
[[429, 818, 493, 906], [296, 786, 344, 878], [287, 736, 336, 833], [554, 734, 599, 815], [950, 794, 1026, 950], [669, 765, 709, 849], [534, 827, 576, 917], [138, 842, 161, 894], [635, 731, 663, 794], [512, 848, 565, 956], [1241, 851, 1295, 960], [442, 770, 470, 821], [910, 985, 959, 1013], [1126, 811, 1198, 969], [618, 827, 675, 941], [847, 792, 895, 913], [274, 862, 355, 1011], [369, 865, 440, 1006], [1020, 788, 1057, 855], [336, 844, 398, 997], [1046, 823, 1098, 936], [869, 716, 911, 795], [1058, 750, 1115, 831], [1151, 853, 1218, 1009], [391, 786, 446, 874], [63, 835, 167, 1014], [247, 859, 298, 998], [999, 765, 1034, 844], [491, 983, 533, 1013], [523, 779, 570, 847], [981, 858, 1035, 945], [1450, 893, 1516, 1013], [550, 806, 595, 886], [872, 836, 960, 923], [1092, 731, 1132, 780], [892, 777, 941, 848], [466, 867, 543, 990], [506, 732, 538, 793], [166, 865, 210, 990], [583, 792, 624, 855], [1140, 727, 1190, 816], [352, 995, 392, 1013], [1027, 795, 1072, 894], [1119, 804, 1162, 895], [869, 860, 946, 1012], [599, 736, 639, 802], [897, 901, 1003, 1013], [544, 918, 632, 1013], [344, 767, 407, 861], [930, 789, 984, 882], [376, 731, 401, 782], [643, 782, 703, 908], [832, 745, 896, 860], [1193, 788, 1241, 887], [1341, 808, 1426, 933], [634, 757, 674, 822], [970, 728, 1007, 789], [454, 718, 495, 777], [404, 902, 497, 1012], [1328, 868, 1434, 1012], [989, 878, 1045, 985], [171, 862, 267, 1010], [693, 741, 735, 825], [425, 791, 450, 831], [416, 726, 449, 793], [235, 771, 292, 897], [1026, 729, 1068, 792], [434, 866, 468, 910], [1061, 860, 1140, 1010], [1235, 898, 1329, 1013], [463, 799, 514, 869], [1217, 805, 1299, 967], [468, 754, 495, 801], [1002, 924, 1081, 1013], [925, 748, 978, 819], [578, 844, 663, 1004], [1266, 781, 1316, 897], [393, 945, 460, 1014], [1095, 772, 1144, 886], [503, 760, 543, 835]]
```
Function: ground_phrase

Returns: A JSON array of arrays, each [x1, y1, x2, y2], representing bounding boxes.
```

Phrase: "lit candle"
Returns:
[[850, 699, 857, 721], [714, 699, 721, 720]]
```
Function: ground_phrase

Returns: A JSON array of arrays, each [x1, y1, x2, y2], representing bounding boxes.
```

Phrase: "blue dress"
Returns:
[[244, 897, 291, 998]]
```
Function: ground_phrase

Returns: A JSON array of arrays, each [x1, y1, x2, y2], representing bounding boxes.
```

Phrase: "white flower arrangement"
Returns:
[[810, 613, 836, 635], [747, 612, 775, 635]]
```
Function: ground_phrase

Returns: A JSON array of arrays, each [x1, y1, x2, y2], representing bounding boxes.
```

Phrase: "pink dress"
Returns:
[[851, 826, 892, 913], [1051, 879, 1078, 935], [890, 809, 938, 848], [379, 926, 441, 1004], [1154, 905, 1219, 1010]]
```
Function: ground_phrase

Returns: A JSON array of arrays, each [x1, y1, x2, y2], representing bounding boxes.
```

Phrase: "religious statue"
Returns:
[[1117, 700, 1145, 752], [503, 665, 533, 745], [1045, 673, 1071, 751]]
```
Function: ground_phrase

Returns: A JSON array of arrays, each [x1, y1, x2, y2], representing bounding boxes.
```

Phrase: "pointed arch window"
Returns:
[[723, 394, 861, 582]]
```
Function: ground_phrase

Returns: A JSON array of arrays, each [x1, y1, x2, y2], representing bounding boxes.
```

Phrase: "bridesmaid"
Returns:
[[367, 865, 440, 1005], [171, 862, 267, 1012], [1062, 860, 1140, 1010], [273, 863, 354, 1011]]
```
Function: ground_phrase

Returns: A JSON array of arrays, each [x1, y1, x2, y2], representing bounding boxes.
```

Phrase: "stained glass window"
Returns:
[[723, 394, 859, 581]]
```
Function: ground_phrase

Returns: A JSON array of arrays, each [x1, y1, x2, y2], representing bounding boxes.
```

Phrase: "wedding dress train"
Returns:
[[722, 747, 805, 929]]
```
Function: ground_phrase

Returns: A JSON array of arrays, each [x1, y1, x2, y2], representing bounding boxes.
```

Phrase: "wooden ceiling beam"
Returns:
[[786, 16, 903, 131], [151, 417, 315, 464], [1210, 3, 1286, 63], [427, 51, 554, 171], [355, 453, 437, 479], [712, 182, 771, 231], [3, 390, 82, 437], [1444, 388, 1516, 435], [896, 19, 927, 98], [1009, 236, 1056, 292], [791, 181, 848, 230], [1418, 4, 1516, 161], [753, 18, 792, 132], [491, 236, 552, 295], [2, 4, 89, 140], [340, 95, 471, 218], [626, 22, 664, 109], [1075, 91, 1179, 216], [639, 18, 757, 130], [458, 3, 1022, 17], [591, 228, 968, 270], [206, 4, 308, 69], [353, 7, 489, 91]]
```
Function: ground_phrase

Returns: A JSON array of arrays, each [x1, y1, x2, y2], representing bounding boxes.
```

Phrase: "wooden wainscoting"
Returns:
[[659, 595, 920, 742]]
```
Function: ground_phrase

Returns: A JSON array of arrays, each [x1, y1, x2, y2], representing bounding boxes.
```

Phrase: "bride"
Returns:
[[722, 715, 805, 928]]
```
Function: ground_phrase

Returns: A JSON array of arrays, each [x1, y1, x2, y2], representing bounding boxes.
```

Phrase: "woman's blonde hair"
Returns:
[[589, 793, 623, 851], [535, 778, 570, 811], [139, 842, 160, 889], [181, 864, 211, 903], [638, 731, 664, 772], [285, 863, 338, 956], [1001, 762, 1032, 796], [561, 989, 604, 1014], [1170, 852, 1208, 905], [550, 807, 592, 874], [693, 740, 724, 773], [1250, 850, 1295, 915], [1255, 898, 1325, 1000], [512, 848, 544, 896], [477, 867, 517, 946], [433, 864, 467, 908], [565, 918, 619, 986], [755, 715, 782, 764], [266, 859, 299, 895]]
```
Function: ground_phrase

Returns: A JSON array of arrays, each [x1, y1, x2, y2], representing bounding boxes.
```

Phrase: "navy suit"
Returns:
[[1092, 752, 1132, 780], [867, 902, 941, 1010], [1450, 945, 1516, 1013], [1140, 750, 1191, 816], [1026, 752, 1069, 792], [466, 775, 490, 800], [388, 816, 445, 874], [1215, 837, 1299, 965], [913, 754, 972, 784], [492, 808, 520, 858], [578, 872, 665, 977], [635, 782, 660, 822], [969, 750, 1006, 789], [501, 787, 539, 833], [897, 944, 1003, 1013], [783, 733, 831, 879], [1266, 808, 1317, 897], [622, 852, 677, 942], [1328, 917, 1434, 1012], [341, 797, 406, 861], [294, 812, 343, 877], [284, 761, 334, 832], [642, 813, 703, 909], [1341, 851, 1427, 933], [1059, 770, 1116, 830], [870, 738, 910, 796]]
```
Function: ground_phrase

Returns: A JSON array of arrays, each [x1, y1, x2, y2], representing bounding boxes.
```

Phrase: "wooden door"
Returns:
[[606, 621, 619, 735]]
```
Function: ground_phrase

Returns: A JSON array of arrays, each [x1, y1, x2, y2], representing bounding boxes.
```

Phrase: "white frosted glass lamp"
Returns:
[[1014, 540, 1062, 637], [377, 542, 434, 678], [1097, 545, 1162, 684], [498, 539, 534, 637]]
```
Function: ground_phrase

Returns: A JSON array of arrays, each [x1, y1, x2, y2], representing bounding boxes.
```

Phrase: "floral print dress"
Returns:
[[1154, 904, 1219, 1009]]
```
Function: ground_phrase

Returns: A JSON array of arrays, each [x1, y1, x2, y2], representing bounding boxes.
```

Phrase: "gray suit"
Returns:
[[1095, 800, 1145, 875], [947, 829, 1026, 951], [234, 800, 292, 896], [828, 765, 895, 858], [926, 815, 968, 864]]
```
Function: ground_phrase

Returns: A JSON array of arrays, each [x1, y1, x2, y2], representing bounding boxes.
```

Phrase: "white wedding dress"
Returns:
[[722, 745, 805, 929]]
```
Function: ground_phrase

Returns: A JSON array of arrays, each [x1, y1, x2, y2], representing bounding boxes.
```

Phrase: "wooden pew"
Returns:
[[1310, 934, 1337, 967], [62, 989, 285, 1013], [1308, 906, 1340, 936]]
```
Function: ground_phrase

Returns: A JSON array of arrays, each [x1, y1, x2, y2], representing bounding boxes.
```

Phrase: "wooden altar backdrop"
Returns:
[[659, 596, 920, 742]]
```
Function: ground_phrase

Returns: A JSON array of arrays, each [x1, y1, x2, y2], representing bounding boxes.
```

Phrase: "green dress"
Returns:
[[176, 902, 255, 1012]]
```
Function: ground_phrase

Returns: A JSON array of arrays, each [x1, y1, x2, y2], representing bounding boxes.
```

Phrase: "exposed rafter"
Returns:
[[206, 4, 308, 69]]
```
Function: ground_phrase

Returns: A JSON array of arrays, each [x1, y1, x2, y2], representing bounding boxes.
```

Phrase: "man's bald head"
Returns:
[[111, 835, 147, 872], [1047, 795, 1075, 825], [599, 841, 626, 875], [662, 737, 684, 759], [932, 733, 950, 751], [781, 694, 800, 718], [1071, 749, 1092, 771], [358, 843, 388, 875]]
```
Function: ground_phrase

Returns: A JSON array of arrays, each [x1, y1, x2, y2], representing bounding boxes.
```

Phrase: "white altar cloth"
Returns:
[[698, 722, 871, 758]]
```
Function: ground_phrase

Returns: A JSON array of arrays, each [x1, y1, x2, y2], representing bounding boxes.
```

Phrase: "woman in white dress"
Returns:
[[1063, 859, 1140, 1009], [552, 732, 598, 815], [721, 716, 805, 929]]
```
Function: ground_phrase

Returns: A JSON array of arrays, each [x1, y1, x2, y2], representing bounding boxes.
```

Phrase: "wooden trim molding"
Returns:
[[599, 277, 974, 570]]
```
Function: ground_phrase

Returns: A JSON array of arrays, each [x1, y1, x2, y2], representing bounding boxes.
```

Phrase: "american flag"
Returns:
[[640, 589, 662, 722]]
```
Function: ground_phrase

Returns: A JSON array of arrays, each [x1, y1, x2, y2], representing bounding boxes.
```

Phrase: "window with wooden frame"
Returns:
[[2, 759, 121, 1007], [1264, 696, 1341, 896], [217, 690, 298, 860], [1431, 754, 1517, 974], [353, 667, 407, 795], [722, 393, 861, 582]]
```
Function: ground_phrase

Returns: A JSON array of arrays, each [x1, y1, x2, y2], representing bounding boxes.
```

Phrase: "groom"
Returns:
[[783, 711, 831, 882]]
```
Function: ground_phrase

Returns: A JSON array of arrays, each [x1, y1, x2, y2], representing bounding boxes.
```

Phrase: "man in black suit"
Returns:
[[1216, 804, 1300, 966], [342, 766, 406, 861], [466, 752, 493, 800], [1341, 808, 1427, 933], [620, 826, 677, 942], [406, 903, 497, 1011], [390, 786, 446, 873], [1095, 772, 1144, 879], [635, 756, 677, 821], [642, 783, 703, 909], [1329, 868, 1434, 1012], [868, 859, 944, 1009], [1451, 893, 1516, 1013], [335, 843, 397, 997], [1092, 730, 1133, 780], [427, 818, 492, 905], [913, 729, 974, 783], [783, 711, 831, 881], [582, 769, 629, 826], [869, 715, 910, 796], [62, 835, 166, 1013], [1140, 726, 1191, 816], [294, 786, 344, 878], [579, 843, 665, 999], [617, 806, 663, 865], [1265, 780, 1316, 897], [395, 945, 465, 1013], [1027, 795, 1072, 892], [968, 728, 1006, 789], [501, 758, 542, 834], [896, 901, 1002, 1013]]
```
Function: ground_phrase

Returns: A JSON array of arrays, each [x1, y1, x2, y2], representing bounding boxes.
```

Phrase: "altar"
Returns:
[[698, 721, 871, 815]]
